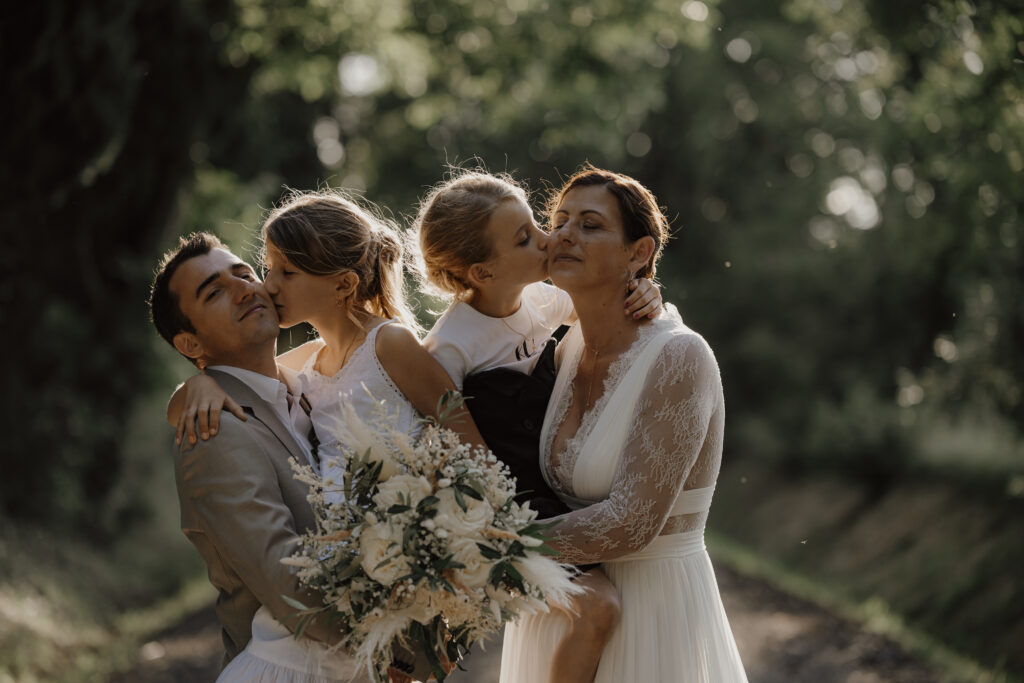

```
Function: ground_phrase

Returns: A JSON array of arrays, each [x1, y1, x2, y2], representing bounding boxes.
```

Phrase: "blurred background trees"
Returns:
[[6, 0, 1020, 531], [2, 0, 1021, 670]]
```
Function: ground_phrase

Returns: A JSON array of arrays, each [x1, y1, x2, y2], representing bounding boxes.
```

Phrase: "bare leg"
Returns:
[[549, 568, 621, 683]]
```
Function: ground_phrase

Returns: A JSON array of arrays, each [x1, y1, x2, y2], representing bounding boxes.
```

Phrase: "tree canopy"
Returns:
[[4, 0, 1022, 535]]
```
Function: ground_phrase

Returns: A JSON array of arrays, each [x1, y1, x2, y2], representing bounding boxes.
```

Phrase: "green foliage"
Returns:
[[168, 0, 1023, 494], [1, 0, 251, 535], [3, 0, 1022, 670]]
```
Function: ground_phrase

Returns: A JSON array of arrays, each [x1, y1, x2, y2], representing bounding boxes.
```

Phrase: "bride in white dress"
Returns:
[[500, 167, 748, 683]]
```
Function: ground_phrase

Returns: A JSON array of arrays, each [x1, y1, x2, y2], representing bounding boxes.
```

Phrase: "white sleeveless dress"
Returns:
[[299, 319, 423, 491], [499, 316, 748, 683], [217, 320, 422, 683]]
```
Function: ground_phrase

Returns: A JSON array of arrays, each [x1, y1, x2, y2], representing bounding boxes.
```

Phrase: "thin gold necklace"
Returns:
[[501, 303, 536, 356], [580, 330, 623, 410], [315, 331, 363, 376]]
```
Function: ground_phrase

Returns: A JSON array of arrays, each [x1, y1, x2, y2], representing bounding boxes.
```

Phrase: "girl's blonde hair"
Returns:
[[412, 169, 528, 299], [261, 189, 420, 332]]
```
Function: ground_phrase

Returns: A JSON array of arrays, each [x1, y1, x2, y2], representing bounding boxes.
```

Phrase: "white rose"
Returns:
[[448, 537, 493, 590], [359, 522, 410, 585], [373, 474, 432, 511], [434, 487, 494, 537]]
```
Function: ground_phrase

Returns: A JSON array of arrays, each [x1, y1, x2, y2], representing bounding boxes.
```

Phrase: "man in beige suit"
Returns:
[[149, 233, 432, 682], [148, 232, 344, 665]]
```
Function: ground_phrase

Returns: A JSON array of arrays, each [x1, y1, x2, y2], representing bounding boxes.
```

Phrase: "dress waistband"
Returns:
[[602, 530, 706, 564], [561, 485, 716, 517]]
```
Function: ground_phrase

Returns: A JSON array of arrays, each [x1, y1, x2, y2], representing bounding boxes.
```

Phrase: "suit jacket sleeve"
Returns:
[[177, 414, 338, 644]]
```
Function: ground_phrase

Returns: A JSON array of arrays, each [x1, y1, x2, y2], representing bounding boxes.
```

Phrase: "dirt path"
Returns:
[[112, 565, 940, 682]]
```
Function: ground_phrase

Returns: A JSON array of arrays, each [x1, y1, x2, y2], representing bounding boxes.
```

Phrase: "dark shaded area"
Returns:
[[1, 0, 247, 535]]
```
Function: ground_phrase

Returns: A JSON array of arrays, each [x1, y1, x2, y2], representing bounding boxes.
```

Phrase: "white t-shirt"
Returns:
[[423, 282, 575, 388]]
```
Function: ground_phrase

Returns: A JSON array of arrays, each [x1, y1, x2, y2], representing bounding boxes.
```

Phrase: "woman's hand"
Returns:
[[168, 374, 245, 445], [624, 277, 662, 319]]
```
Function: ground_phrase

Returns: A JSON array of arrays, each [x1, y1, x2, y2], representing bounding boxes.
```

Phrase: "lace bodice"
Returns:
[[540, 315, 724, 565], [299, 320, 423, 473]]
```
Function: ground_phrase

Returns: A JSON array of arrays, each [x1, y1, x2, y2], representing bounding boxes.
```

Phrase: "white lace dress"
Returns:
[[217, 320, 422, 683], [499, 316, 748, 683]]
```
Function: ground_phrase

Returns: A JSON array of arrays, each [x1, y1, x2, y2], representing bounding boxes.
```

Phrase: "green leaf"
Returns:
[[466, 479, 487, 498], [488, 563, 505, 588], [519, 520, 561, 537], [503, 562, 526, 592], [281, 595, 311, 611], [337, 557, 362, 581], [294, 613, 311, 640], [476, 543, 502, 560], [456, 483, 483, 501]]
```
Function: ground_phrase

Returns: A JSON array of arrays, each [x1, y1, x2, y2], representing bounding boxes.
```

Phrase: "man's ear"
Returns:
[[173, 332, 204, 362], [627, 236, 656, 277], [466, 263, 493, 288]]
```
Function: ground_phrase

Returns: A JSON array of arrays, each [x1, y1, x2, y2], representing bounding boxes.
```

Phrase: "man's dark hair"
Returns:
[[148, 232, 225, 348]]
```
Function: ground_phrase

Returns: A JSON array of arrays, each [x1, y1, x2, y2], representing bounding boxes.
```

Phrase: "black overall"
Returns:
[[462, 325, 571, 520]]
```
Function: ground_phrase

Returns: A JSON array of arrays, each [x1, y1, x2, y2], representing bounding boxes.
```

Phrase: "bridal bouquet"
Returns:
[[283, 392, 580, 682]]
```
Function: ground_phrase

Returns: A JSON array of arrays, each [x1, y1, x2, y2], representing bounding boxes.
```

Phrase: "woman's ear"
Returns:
[[173, 332, 204, 363], [335, 271, 359, 302], [466, 263, 493, 288], [627, 236, 656, 277]]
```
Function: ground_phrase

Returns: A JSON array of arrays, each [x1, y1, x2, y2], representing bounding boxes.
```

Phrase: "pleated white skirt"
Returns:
[[499, 531, 747, 683], [217, 606, 370, 683]]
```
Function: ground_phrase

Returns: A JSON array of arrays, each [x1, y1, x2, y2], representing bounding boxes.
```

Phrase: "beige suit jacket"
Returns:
[[173, 368, 336, 667]]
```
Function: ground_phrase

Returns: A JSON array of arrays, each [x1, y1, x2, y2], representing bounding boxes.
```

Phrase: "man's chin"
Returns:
[[242, 319, 282, 345]]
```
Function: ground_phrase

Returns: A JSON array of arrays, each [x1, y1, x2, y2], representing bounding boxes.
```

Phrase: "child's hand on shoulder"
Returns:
[[169, 374, 245, 445], [625, 277, 662, 320]]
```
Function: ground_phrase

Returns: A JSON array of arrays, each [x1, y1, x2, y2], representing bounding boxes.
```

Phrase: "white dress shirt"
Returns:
[[208, 364, 316, 468]]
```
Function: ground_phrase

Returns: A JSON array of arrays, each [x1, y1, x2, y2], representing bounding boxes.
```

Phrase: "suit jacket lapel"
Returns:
[[205, 369, 317, 469]]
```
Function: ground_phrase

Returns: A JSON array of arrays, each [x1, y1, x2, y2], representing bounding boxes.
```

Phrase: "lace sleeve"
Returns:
[[546, 334, 723, 564]]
